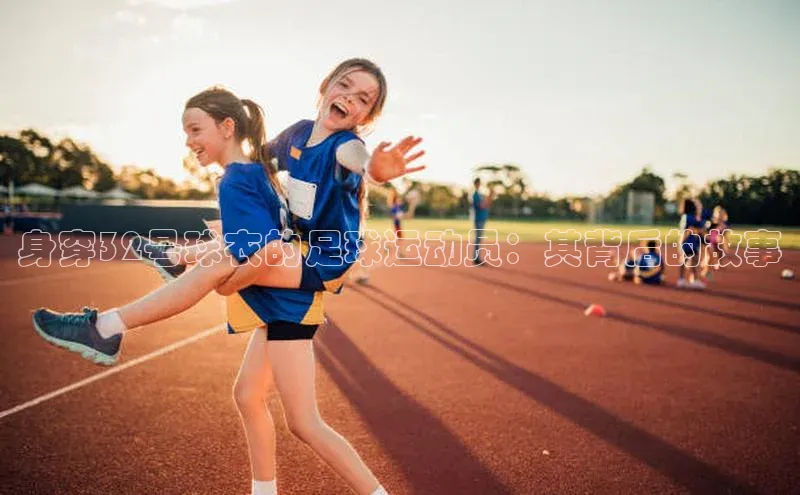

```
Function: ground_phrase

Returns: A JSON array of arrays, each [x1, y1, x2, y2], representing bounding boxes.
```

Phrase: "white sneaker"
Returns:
[[676, 278, 688, 289], [689, 280, 706, 290]]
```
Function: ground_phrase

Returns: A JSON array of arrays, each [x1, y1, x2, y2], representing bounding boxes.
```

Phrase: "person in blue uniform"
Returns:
[[702, 205, 729, 278], [32, 86, 288, 360], [31, 86, 293, 495], [609, 240, 664, 285], [635, 240, 664, 285], [215, 59, 424, 495], [390, 188, 405, 238], [677, 198, 706, 290], [471, 177, 492, 265]]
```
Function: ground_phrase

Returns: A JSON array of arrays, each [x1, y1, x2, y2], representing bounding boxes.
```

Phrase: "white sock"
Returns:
[[252, 479, 277, 495], [370, 486, 388, 495], [96, 309, 128, 339]]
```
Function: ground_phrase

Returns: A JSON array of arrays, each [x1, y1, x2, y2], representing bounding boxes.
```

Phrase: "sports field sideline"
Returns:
[[367, 218, 800, 249]]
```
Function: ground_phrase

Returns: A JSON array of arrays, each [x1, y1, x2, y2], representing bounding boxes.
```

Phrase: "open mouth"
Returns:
[[330, 101, 349, 119]]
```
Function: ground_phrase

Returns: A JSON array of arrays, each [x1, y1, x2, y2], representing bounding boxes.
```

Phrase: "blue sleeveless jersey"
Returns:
[[226, 121, 364, 332], [680, 214, 704, 256], [270, 119, 363, 286], [217, 162, 324, 332], [218, 162, 286, 261]]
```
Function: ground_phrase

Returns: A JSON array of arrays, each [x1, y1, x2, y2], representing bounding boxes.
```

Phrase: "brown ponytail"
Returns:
[[241, 98, 283, 196], [184, 87, 282, 196]]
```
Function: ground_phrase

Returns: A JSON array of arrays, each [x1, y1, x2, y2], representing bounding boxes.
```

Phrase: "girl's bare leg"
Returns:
[[700, 245, 711, 278], [116, 249, 239, 329], [268, 340, 382, 495], [234, 327, 277, 483], [169, 239, 225, 265], [117, 241, 284, 330], [216, 242, 303, 295]]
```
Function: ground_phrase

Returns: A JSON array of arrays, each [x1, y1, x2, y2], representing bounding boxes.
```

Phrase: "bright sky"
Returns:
[[1, 0, 798, 196]]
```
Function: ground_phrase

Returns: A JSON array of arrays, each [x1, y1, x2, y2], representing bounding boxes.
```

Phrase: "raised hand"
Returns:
[[368, 136, 426, 183]]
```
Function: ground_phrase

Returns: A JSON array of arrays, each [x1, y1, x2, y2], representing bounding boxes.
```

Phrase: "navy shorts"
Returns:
[[682, 236, 701, 257], [267, 320, 319, 341], [299, 255, 326, 291]]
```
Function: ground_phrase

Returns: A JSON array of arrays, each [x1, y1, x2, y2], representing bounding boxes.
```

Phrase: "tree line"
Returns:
[[604, 166, 799, 225], [2, 129, 797, 224], [0, 129, 211, 200]]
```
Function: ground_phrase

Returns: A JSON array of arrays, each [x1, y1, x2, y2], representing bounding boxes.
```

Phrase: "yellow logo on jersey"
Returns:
[[290, 146, 302, 160]]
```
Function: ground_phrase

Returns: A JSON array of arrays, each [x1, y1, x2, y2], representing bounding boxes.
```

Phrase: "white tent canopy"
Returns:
[[0, 185, 7, 193], [16, 183, 58, 197], [60, 185, 100, 198], [103, 186, 136, 199]]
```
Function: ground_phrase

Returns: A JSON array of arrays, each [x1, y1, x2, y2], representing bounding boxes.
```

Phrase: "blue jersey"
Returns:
[[680, 214, 704, 256], [269, 120, 363, 286], [637, 251, 663, 284], [218, 162, 287, 262], [391, 204, 403, 220], [226, 120, 364, 333], [473, 191, 489, 223], [217, 163, 325, 332]]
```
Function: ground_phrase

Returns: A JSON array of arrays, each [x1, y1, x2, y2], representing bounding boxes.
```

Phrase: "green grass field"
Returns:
[[364, 217, 800, 249]]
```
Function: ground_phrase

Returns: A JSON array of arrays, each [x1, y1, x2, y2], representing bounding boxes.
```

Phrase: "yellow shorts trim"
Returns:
[[300, 291, 326, 325], [226, 293, 265, 334]]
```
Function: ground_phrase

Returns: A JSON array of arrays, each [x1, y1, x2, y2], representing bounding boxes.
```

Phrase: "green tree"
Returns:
[[605, 166, 666, 221], [426, 184, 460, 217], [700, 169, 800, 225], [0, 135, 42, 185], [475, 163, 529, 216], [50, 138, 115, 190]]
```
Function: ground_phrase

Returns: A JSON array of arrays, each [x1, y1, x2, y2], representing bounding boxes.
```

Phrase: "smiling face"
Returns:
[[182, 107, 230, 166], [319, 70, 379, 133]]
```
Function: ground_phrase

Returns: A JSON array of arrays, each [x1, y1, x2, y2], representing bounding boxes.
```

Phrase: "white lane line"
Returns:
[[0, 264, 134, 287], [0, 324, 225, 421]]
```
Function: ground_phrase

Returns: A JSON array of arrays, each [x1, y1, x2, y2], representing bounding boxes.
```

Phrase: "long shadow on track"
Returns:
[[316, 320, 513, 494], [438, 269, 800, 374], [497, 268, 800, 335], [350, 283, 762, 494]]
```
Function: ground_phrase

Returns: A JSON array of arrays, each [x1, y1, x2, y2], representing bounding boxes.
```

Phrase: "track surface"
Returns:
[[1, 235, 799, 494]]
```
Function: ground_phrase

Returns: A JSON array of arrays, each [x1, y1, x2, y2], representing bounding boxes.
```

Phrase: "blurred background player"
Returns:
[[403, 179, 421, 218], [702, 205, 730, 279], [388, 186, 405, 256], [634, 240, 665, 285], [470, 177, 493, 266], [352, 184, 416, 284], [608, 239, 664, 285], [677, 198, 706, 290]]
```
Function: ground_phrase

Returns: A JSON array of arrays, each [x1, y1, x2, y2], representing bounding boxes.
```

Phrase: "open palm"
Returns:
[[368, 136, 426, 183]]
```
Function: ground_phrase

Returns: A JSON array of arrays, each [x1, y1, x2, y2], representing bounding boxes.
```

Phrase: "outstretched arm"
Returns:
[[336, 136, 426, 184]]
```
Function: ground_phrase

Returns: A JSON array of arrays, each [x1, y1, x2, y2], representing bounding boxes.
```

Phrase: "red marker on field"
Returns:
[[584, 304, 606, 317]]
